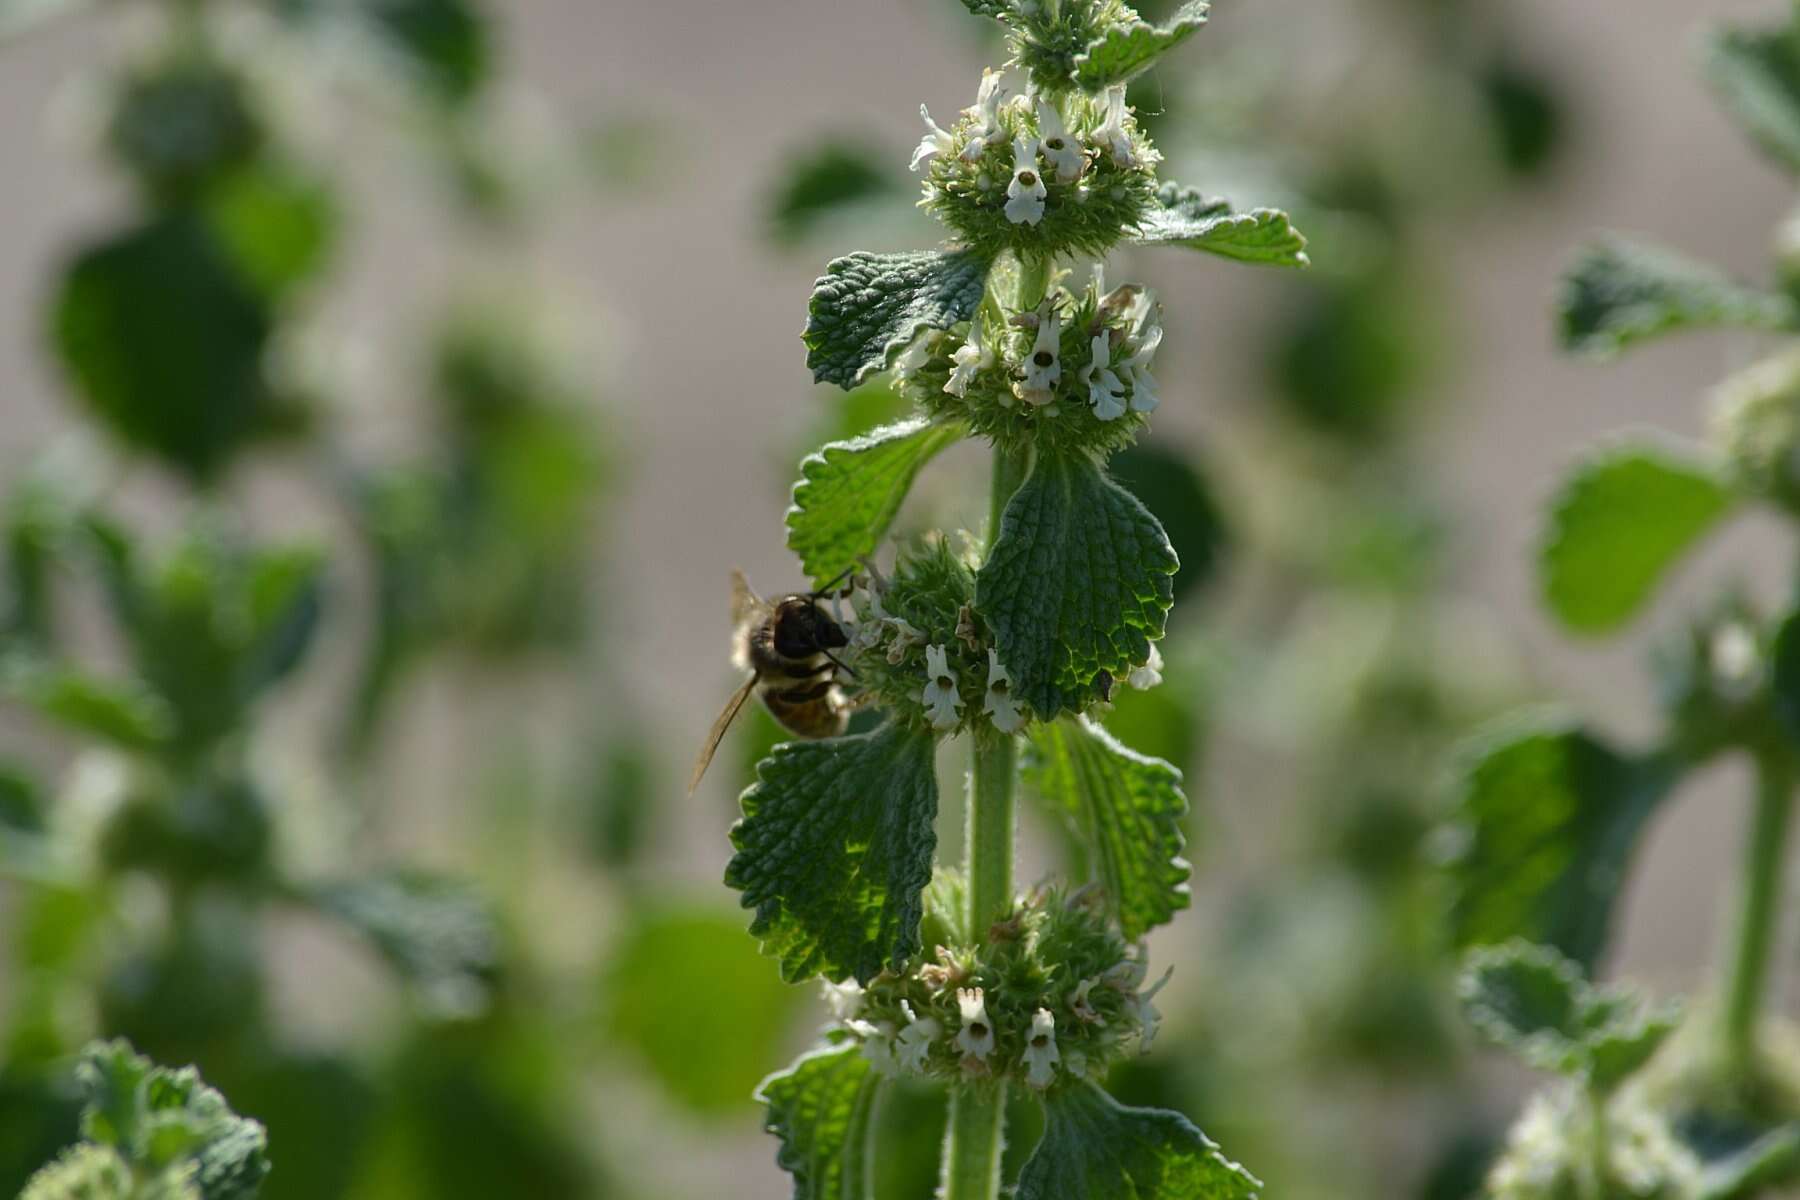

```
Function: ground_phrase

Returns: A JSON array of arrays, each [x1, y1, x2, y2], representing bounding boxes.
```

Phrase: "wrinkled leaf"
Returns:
[[787, 417, 964, 588], [1540, 443, 1736, 634], [755, 1046, 879, 1200], [1558, 238, 1797, 357], [1443, 716, 1676, 970], [1025, 717, 1190, 940], [1073, 1, 1211, 90], [1015, 1081, 1260, 1200], [976, 451, 1177, 719], [726, 724, 939, 984], [1130, 185, 1307, 268], [803, 250, 991, 388]]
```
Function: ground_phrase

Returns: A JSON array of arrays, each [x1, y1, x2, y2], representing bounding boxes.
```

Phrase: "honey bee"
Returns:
[[688, 569, 856, 793]]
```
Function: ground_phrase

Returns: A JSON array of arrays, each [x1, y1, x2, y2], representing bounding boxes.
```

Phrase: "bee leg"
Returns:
[[821, 649, 858, 679], [809, 566, 857, 600]]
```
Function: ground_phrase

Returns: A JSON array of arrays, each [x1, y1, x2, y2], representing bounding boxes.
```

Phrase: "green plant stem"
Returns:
[[941, 1084, 1007, 1200], [968, 732, 1018, 933], [1721, 749, 1795, 1067], [1582, 1083, 1611, 1200]]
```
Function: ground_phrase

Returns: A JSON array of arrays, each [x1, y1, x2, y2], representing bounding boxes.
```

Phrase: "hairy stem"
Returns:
[[941, 1084, 1007, 1200], [1721, 749, 1795, 1067]]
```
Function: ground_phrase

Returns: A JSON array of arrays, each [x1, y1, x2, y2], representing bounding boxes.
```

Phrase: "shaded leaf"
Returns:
[[1558, 238, 1797, 357], [755, 1046, 879, 1200], [1539, 443, 1736, 634], [976, 451, 1176, 719], [312, 871, 502, 1018], [725, 724, 939, 984], [803, 250, 991, 388], [766, 139, 900, 247], [1073, 1, 1211, 90], [1702, 21, 1800, 174], [1015, 1081, 1260, 1200], [1, 660, 174, 751], [1108, 439, 1228, 603], [1129, 184, 1307, 268], [787, 417, 965, 588], [1024, 717, 1190, 940], [1443, 716, 1677, 970]]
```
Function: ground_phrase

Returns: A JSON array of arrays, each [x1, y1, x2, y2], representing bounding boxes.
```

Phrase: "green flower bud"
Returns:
[[1710, 349, 1800, 513]]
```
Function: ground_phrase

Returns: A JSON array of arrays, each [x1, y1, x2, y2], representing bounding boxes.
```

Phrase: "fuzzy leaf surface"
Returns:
[[1025, 717, 1190, 940], [1073, 1, 1211, 89], [725, 724, 939, 983], [787, 417, 965, 588], [1540, 444, 1736, 634], [755, 1045, 878, 1200], [1129, 185, 1307, 267], [1015, 1082, 1260, 1200], [976, 451, 1176, 720], [1444, 717, 1676, 971], [803, 250, 991, 388], [1558, 238, 1798, 356], [1703, 22, 1800, 174]]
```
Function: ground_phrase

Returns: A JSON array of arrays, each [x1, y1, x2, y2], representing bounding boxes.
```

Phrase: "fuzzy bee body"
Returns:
[[689, 571, 852, 793]]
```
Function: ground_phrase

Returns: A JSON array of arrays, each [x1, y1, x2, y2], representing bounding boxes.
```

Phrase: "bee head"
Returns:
[[773, 596, 850, 658]]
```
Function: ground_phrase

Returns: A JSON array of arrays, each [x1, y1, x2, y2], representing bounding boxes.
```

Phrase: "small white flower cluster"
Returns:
[[918, 642, 1024, 733], [911, 75, 1152, 228], [825, 951, 1171, 1091]]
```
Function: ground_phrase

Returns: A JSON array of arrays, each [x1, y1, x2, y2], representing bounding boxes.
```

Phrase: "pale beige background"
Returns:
[[2, 1, 1798, 1194]]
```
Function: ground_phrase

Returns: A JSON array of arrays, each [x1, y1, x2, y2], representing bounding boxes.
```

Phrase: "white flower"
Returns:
[[850, 1019, 900, 1076], [822, 978, 864, 1023], [1092, 86, 1141, 168], [1128, 642, 1164, 690], [1069, 976, 1105, 1025], [911, 104, 957, 170], [1015, 304, 1061, 405], [1004, 136, 1047, 226], [921, 643, 964, 730], [955, 987, 995, 1060], [1063, 1047, 1089, 1079], [1121, 298, 1162, 413], [1102, 957, 1147, 990], [896, 1001, 942, 1073], [983, 648, 1025, 733], [1035, 96, 1084, 183], [945, 319, 993, 398], [1080, 330, 1127, 421], [1130, 966, 1173, 1051], [1021, 1008, 1060, 1089], [960, 68, 1007, 162], [894, 331, 939, 382], [885, 616, 925, 664]]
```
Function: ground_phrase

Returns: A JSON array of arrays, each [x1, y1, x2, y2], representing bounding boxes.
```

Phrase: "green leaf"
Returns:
[[765, 138, 901, 247], [1539, 444, 1736, 634], [601, 905, 804, 1116], [311, 870, 502, 1018], [976, 451, 1177, 720], [755, 1045, 879, 1200], [1443, 716, 1676, 971], [204, 164, 337, 301], [1696, 1127, 1800, 1200], [1458, 941, 1680, 1092], [1015, 1082, 1260, 1200], [1109, 440, 1229, 603], [2, 659, 175, 751], [1771, 612, 1800, 746], [51, 215, 279, 483], [1129, 185, 1308, 268], [1073, 1, 1211, 90], [1558, 238, 1798, 357], [71, 1040, 270, 1200], [1024, 717, 1190, 940], [803, 250, 991, 389], [725, 723, 940, 984], [787, 417, 965, 588], [1702, 22, 1800, 174]]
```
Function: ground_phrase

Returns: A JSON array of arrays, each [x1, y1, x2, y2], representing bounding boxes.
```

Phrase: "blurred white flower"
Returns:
[[911, 104, 957, 170], [946, 319, 993, 398], [983, 648, 1025, 733], [1081, 330, 1127, 421], [1128, 642, 1164, 690]]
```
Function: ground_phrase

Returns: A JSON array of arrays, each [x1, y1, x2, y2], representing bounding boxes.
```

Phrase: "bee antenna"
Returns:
[[810, 566, 857, 599], [823, 649, 859, 680]]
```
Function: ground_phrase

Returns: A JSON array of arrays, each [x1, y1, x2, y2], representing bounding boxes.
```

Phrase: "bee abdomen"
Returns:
[[761, 686, 848, 740]]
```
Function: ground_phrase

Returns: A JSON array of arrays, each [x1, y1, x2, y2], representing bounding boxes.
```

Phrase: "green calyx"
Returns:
[[917, 76, 1160, 260], [828, 877, 1167, 1093]]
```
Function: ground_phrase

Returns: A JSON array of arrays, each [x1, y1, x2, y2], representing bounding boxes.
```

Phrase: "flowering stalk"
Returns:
[[733, 2, 1306, 1193]]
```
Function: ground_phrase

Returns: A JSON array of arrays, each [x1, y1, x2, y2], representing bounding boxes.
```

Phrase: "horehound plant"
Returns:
[[718, 2, 1307, 1195], [1441, 5, 1800, 1198]]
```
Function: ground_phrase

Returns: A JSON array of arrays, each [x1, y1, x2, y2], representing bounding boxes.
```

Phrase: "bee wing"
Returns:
[[688, 672, 760, 796], [730, 569, 767, 627]]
